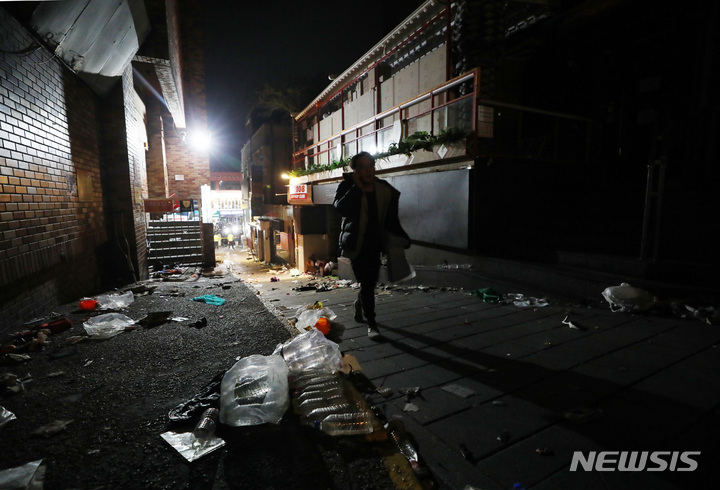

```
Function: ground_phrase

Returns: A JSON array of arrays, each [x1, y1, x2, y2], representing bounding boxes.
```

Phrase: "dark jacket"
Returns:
[[333, 172, 410, 258]]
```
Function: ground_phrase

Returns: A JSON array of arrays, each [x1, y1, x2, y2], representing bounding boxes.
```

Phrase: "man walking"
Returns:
[[334, 152, 410, 339]]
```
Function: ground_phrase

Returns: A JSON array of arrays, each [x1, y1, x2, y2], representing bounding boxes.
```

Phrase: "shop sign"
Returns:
[[144, 198, 175, 213], [288, 183, 313, 205]]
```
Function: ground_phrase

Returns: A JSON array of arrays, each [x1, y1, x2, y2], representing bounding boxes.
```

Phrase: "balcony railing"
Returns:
[[293, 69, 480, 171], [292, 67, 594, 175]]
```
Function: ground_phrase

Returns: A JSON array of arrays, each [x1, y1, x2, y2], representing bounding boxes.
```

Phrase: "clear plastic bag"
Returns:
[[96, 290, 134, 309], [83, 313, 135, 339], [601, 283, 657, 313], [274, 329, 342, 376], [295, 307, 337, 333], [219, 354, 289, 426]]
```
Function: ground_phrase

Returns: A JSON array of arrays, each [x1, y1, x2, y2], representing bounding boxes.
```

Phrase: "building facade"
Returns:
[[0, 0, 210, 329], [289, 0, 719, 283]]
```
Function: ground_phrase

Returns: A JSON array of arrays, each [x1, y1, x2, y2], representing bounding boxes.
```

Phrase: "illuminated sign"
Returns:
[[288, 183, 313, 205]]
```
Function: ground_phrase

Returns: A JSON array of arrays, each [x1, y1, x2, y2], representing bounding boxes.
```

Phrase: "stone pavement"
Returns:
[[222, 248, 720, 490]]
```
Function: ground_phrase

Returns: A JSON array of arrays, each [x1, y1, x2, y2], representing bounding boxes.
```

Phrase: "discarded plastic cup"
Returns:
[[78, 298, 98, 311]]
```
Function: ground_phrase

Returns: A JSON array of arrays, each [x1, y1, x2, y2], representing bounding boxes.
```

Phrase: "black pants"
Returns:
[[351, 248, 381, 326]]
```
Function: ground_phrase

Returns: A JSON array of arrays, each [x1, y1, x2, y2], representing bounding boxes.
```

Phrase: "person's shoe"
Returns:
[[367, 324, 381, 340], [354, 300, 364, 322]]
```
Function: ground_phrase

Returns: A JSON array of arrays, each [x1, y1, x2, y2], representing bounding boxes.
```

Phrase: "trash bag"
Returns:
[[219, 354, 289, 426], [83, 313, 135, 339], [96, 290, 134, 309], [274, 328, 342, 375], [168, 372, 223, 423], [601, 283, 657, 313]]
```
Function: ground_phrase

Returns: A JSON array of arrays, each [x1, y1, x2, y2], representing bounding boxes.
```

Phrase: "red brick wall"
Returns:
[[0, 8, 106, 330]]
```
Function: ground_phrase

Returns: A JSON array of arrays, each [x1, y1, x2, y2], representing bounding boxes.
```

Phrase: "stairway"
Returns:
[[146, 221, 204, 268]]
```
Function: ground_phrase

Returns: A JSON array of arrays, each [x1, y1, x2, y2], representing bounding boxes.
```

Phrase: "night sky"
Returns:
[[201, 0, 427, 170]]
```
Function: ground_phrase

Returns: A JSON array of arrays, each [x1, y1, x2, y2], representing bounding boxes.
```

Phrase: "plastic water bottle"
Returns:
[[298, 393, 347, 415], [297, 385, 345, 403], [193, 408, 219, 439], [305, 402, 354, 425], [320, 410, 375, 436]]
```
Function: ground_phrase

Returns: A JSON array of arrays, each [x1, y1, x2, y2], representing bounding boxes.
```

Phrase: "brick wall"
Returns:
[[145, 111, 168, 198], [164, 0, 210, 203], [99, 66, 149, 285], [0, 8, 107, 330]]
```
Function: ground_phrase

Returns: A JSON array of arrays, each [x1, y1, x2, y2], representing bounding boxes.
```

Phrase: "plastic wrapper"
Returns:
[[96, 290, 134, 309], [219, 354, 289, 426], [601, 283, 657, 313], [83, 313, 135, 339], [0, 460, 43, 489], [160, 431, 225, 462], [274, 329, 342, 376], [0, 406, 17, 430], [295, 307, 337, 333]]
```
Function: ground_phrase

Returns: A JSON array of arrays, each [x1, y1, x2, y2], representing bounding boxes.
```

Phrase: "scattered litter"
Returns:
[[601, 283, 657, 313], [676, 303, 719, 324], [403, 402, 419, 412], [563, 406, 604, 424], [505, 293, 549, 308], [387, 420, 431, 479], [168, 372, 223, 423], [275, 329, 342, 376], [562, 315, 586, 330], [96, 290, 134, 310], [78, 298, 98, 311], [171, 317, 190, 322], [0, 459, 44, 489], [376, 387, 394, 398], [31, 419, 73, 437], [191, 294, 226, 306], [1, 353, 31, 364], [138, 311, 173, 327], [220, 354, 289, 426], [441, 384, 476, 398], [83, 313, 135, 339], [0, 406, 17, 429], [270, 276, 280, 282], [83, 360, 93, 367], [470, 288, 501, 303], [293, 303, 337, 333], [437, 263, 473, 270], [160, 430, 225, 462], [399, 387, 421, 400], [32, 317, 72, 334]]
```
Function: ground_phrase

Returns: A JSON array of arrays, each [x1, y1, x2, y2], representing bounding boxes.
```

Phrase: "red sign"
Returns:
[[288, 183, 313, 205]]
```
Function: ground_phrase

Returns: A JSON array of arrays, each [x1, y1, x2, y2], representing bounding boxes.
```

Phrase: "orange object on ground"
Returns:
[[79, 299, 98, 311], [314, 317, 330, 335]]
